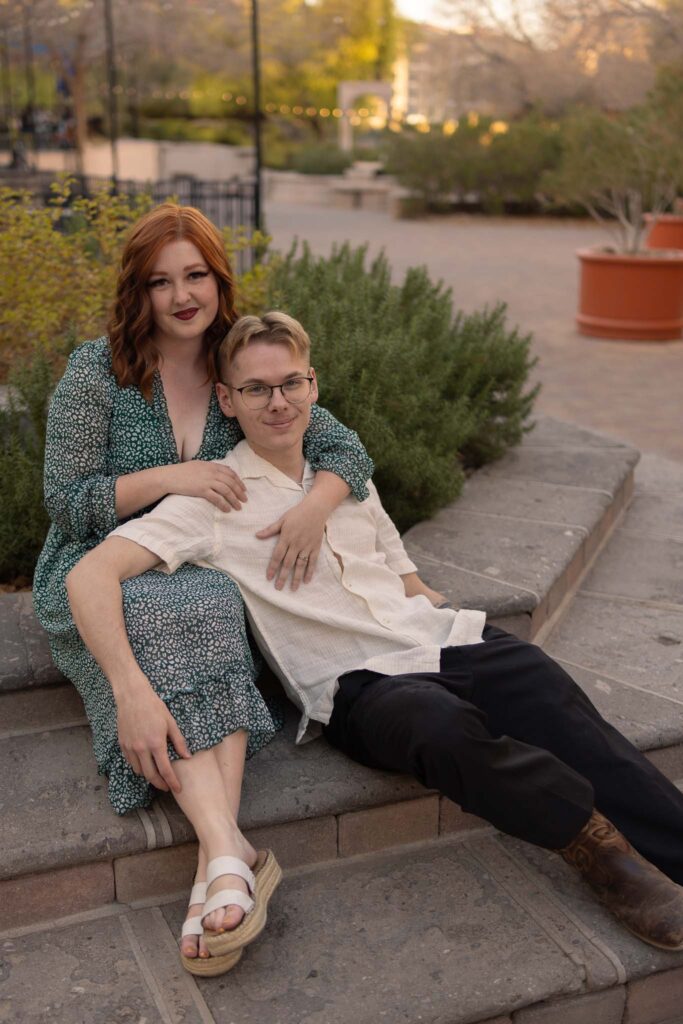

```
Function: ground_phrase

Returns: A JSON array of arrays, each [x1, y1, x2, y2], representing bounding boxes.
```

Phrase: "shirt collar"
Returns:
[[228, 439, 314, 491]]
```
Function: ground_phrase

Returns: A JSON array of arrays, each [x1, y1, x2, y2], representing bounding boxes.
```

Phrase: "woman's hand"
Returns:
[[256, 492, 330, 591], [165, 461, 247, 513], [116, 681, 191, 794]]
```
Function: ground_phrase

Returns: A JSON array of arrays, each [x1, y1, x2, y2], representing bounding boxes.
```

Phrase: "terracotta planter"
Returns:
[[577, 248, 683, 341], [645, 213, 683, 250]]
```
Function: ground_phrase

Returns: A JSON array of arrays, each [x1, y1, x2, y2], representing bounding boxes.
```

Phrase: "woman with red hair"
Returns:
[[33, 203, 373, 972]]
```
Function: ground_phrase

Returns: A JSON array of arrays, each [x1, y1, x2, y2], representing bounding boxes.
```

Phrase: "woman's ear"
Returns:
[[215, 381, 235, 417], [309, 367, 319, 403]]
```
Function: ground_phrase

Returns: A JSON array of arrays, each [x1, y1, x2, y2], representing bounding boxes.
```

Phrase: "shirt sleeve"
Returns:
[[111, 493, 216, 574], [367, 481, 418, 576], [43, 340, 119, 542], [302, 404, 373, 502]]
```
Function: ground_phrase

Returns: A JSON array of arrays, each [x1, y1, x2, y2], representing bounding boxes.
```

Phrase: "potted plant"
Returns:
[[646, 66, 683, 251], [646, 200, 683, 250], [543, 105, 683, 340]]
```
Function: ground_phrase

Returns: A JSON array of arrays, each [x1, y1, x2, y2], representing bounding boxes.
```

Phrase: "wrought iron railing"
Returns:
[[0, 168, 258, 271]]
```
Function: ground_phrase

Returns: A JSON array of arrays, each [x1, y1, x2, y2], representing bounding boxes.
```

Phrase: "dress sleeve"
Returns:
[[302, 404, 373, 502], [43, 341, 119, 542]]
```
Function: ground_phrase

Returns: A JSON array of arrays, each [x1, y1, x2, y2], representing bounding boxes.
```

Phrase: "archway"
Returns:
[[337, 80, 393, 152]]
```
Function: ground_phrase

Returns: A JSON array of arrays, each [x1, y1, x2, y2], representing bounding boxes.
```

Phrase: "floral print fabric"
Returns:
[[33, 338, 373, 814]]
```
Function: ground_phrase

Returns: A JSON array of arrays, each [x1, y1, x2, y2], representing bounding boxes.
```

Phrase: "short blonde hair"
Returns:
[[218, 312, 310, 381]]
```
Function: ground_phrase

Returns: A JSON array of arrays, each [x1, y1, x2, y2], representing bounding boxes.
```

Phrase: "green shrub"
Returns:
[[0, 226, 537, 580], [288, 143, 354, 175], [385, 123, 489, 210], [479, 115, 562, 214], [267, 242, 538, 532], [139, 117, 251, 147], [0, 350, 55, 581]]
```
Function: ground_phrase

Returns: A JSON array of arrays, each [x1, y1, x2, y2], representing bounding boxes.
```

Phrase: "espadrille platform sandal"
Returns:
[[180, 881, 243, 977], [203, 849, 282, 958]]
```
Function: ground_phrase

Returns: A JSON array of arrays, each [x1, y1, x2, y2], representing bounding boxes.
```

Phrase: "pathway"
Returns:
[[265, 201, 683, 463]]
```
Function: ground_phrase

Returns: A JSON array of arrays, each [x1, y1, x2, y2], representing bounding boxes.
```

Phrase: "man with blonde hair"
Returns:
[[68, 311, 683, 960]]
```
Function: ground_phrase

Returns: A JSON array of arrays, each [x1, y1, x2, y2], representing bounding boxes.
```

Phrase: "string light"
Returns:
[[0, 0, 410, 130]]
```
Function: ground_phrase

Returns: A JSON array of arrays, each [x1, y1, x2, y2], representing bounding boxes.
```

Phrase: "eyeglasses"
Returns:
[[231, 376, 314, 410]]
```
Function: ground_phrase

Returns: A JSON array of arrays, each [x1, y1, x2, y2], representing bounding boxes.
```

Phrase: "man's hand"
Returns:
[[401, 572, 451, 608], [116, 681, 191, 793]]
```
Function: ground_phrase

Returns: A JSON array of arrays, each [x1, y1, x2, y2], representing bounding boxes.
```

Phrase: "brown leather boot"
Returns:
[[559, 809, 683, 951]]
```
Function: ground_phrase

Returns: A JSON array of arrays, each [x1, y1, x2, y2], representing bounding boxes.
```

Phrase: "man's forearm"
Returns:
[[66, 554, 152, 702]]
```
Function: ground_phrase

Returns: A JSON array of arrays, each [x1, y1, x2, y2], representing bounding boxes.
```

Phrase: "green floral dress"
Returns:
[[33, 338, 373, 815]]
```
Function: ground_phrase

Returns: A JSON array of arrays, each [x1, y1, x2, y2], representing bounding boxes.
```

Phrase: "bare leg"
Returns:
[[175, 731, 257, 959]]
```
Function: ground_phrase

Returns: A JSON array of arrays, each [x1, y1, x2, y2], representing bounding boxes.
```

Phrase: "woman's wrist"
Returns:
[[110, 667, 154, 705], [157, 463, 178, 496], [307, 471, 350, 517], [302, 488, 336, 518], [115, 464, 175, 518]]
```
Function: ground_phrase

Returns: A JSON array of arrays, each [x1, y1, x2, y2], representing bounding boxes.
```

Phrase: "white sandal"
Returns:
[[203, 850, 282, 957], [180, 881, 243, 977]]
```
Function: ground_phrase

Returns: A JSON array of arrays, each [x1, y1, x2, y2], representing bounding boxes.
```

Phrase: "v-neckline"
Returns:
[[152, 371, 217, 463]]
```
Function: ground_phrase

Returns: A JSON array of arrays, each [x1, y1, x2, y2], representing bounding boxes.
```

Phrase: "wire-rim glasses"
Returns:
[[231, 376, 314, 410]]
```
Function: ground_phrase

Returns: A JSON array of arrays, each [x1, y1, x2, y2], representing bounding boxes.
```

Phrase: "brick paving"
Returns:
[[264, 202, 683, 462]]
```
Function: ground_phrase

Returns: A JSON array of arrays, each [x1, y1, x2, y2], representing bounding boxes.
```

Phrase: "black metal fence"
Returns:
[[0, 169, 258, 272]]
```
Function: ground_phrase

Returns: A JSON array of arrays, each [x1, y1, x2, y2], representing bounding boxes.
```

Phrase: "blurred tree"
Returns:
[[436, 0, 676, 115], [1, 0, 399, 157]]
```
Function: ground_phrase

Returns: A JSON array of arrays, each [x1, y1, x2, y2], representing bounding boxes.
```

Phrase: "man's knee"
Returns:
[[399, 688, 488, 763]]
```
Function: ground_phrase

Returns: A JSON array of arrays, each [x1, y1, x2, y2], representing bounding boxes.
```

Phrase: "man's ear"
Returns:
[[215, 381, 235, 417], [309, 367, 319, 403]]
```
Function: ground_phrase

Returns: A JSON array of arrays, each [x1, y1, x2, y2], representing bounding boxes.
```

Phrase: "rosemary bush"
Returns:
[[0, 350, 54, 581], [0, 223, 538, 580], [267, 242, 538, 532]]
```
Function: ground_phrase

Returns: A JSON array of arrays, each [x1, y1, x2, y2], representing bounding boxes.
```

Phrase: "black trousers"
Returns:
[[323, 626, 683, 884]]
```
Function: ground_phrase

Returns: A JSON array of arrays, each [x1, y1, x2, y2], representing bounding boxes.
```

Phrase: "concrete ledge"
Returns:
[[6, 835, 683, 1024], [0, 591, 65, 692], [0, 860, 114, 932], [0, 417, 645, 925], [404, 416, 639, 640]]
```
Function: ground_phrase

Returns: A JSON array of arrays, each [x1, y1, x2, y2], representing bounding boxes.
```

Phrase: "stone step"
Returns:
[[0, 417, 644, 931], [0, 590, 65, 693], [0, 702, 483, 930], [0, 683, 86, 739], [3, 688, 683, 938], [3, 833, 683, 1024]]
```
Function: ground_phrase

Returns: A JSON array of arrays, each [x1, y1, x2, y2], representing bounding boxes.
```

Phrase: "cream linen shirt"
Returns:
[[112, 441, 486, 742]]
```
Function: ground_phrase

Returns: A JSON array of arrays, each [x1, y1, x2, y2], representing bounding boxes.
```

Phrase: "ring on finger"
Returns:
[[297, 553, 309, 562]]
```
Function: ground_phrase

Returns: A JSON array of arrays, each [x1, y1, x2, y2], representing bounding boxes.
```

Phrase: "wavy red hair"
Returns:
[[108, 203, 238, 399]]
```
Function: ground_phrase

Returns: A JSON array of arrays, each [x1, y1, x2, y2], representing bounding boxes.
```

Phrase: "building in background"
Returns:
[[394, 17, 656, 124]]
